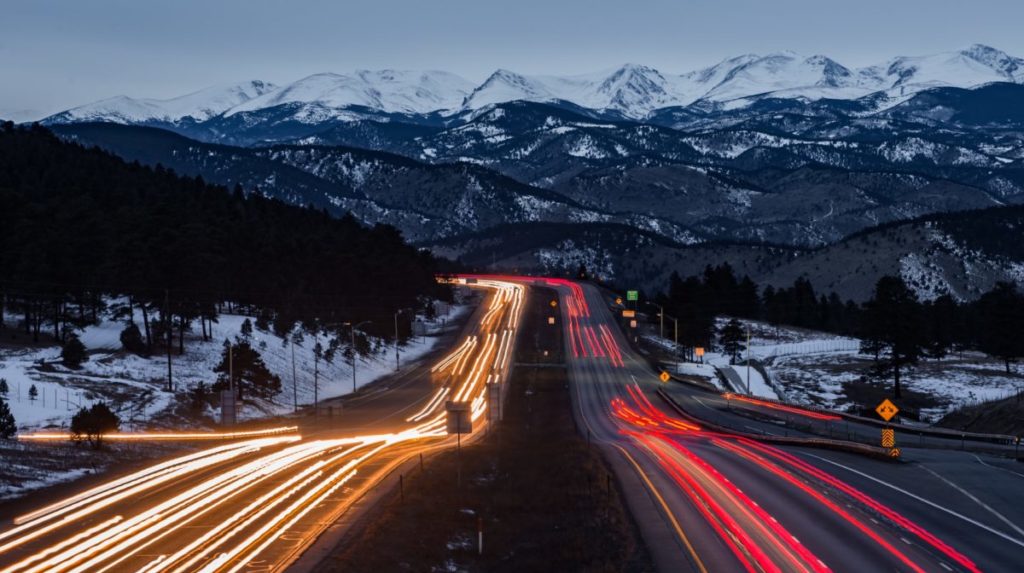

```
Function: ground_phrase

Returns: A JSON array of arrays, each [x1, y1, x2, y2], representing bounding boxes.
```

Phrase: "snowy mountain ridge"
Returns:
[[39, 44, 1024, 124], [48, 80, 278, 123]]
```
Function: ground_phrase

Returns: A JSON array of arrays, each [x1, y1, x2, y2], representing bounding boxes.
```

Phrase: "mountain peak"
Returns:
[[45, 45, 1024, 125]]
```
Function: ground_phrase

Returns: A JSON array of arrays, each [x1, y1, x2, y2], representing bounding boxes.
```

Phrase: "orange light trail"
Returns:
[[16, 426, 300, 441], [723, 393, 841, 421], [0, 276, 527, 573]]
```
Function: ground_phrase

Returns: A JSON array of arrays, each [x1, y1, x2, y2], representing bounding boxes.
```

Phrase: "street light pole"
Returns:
[[746, 324, 752, 396], [344, 320, 372, 394], [394, 311, 400, 371]]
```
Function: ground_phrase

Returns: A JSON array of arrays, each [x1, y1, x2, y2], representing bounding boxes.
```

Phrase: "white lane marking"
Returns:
[[940, 562, 953, 571], [745, 425, 776, 436], [802, 453, 1024, 549], [900, 536, 912, 545], [972, 454, 1024, 480], [920, 465, 1024, 539]]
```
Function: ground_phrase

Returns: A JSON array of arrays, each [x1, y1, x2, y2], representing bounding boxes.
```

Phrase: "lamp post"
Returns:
[[394, 308, 414, 371], [344, 320, 372, 393]]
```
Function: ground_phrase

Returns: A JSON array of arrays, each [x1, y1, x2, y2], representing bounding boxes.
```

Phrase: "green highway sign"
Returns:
[[626, 290, 638, 301]]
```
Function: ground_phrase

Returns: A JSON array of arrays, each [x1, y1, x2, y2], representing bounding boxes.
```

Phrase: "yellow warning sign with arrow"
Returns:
[[875, 398, 899, 422]]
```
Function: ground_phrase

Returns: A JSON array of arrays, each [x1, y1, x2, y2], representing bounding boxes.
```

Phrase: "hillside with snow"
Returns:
[[38, 44, 1024, 124]]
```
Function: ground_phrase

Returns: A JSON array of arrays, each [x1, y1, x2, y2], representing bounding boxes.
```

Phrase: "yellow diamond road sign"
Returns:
[[875, 399, 899, 422], [659, 371, 670, 383]]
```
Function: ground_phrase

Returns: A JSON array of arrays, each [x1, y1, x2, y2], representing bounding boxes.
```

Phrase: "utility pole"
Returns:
[[290, 338, 298, 413], [351, 326, 358, 393], [344, 320, 372, 393], [165, 289, 172, 392], [746, 323, 752, 396], [394, 310, 400, 371], [313, 331, 319, 416]]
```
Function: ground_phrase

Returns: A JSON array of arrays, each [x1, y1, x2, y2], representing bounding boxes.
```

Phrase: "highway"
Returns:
[[538, 278, 1024, 573], [0, 278, 525, 573]]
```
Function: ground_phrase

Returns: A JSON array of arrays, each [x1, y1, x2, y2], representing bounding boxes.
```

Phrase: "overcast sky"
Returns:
[[3, 0, 1022, 121]]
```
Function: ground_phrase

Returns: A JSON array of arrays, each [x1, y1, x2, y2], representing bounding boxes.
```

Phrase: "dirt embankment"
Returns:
[[937, 391, 1024, 436]]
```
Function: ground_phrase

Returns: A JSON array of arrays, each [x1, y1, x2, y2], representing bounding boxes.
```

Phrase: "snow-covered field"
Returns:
[[648, 316, 1023, 421], [0, 300, 468, 432]]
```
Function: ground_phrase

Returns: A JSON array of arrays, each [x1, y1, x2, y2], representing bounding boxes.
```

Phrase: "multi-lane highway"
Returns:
[[0, 278, 524, 573], [539, 277, 1024, 573], [3, 274, 1021, 573]]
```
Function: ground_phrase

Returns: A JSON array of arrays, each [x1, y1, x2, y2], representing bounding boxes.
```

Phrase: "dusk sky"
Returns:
[[3, 0, 1023, 121]]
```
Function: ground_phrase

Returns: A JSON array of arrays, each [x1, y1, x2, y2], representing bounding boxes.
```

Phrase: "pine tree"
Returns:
[[120, 323, 148, 355], [240, 318, 253, 340], [860, 276, 924, 399], [976, 282, 1024, 373], [212, 340, 281, 401], [0, 396, 16, 439], [0, 378, 8, 396], [70, 402, 121, 448], [29, 384, 38, 401], [61, 334, 88, 368], [718, 318, 746, 364]]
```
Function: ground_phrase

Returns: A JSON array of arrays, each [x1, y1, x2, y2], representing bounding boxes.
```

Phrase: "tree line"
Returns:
[[656, 264, 1024, 397], [0, 123, 450, 385]]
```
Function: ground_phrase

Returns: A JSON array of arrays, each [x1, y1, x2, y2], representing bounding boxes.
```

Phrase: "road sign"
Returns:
[[548, 316, 555, 325], [445, 401, 472, 434], [659, 371, 671, 383], [550, 299, 558, 308], [615, 297, 623, 305], [881, 428, 895, 448], [875, 399, 899, 422], [626, 290, 638, 301], [888, 448, 901, 459], [695, 347, 705, 357], [622, 309, 636, 318], [629, 320, 637, 328]]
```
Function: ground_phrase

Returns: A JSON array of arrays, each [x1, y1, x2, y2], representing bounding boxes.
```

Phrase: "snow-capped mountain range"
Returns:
[[42, 45, 1024, 124]]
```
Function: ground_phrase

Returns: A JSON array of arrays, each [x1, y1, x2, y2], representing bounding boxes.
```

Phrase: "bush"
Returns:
[[61, 335, 88, 368], [70, 402, 121, 448], [0, 397, 16, 439], [120, 323, 148, 355]]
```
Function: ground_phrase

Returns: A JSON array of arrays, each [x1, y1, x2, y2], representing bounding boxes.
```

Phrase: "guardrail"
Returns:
[[702, 387, 1020, 453], [655, 388, 899, 461]]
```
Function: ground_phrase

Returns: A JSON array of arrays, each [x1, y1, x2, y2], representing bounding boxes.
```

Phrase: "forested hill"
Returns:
[[0, 122, 447, 343]]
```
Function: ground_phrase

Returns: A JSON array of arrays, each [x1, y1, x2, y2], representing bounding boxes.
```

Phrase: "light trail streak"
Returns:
[[723, 393, 841, 421], [16, 426, 300, 442], [1, 276, 526, 573], [0, 437, 299, 554], [405, 387, 450, 422]]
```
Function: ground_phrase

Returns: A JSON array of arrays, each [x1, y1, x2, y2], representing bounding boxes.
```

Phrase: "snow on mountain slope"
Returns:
[[43, 45, 1024, 124], [50, 80, 276, 123], [866, 44, 1024, 99], [226, 70, 474, 116]]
